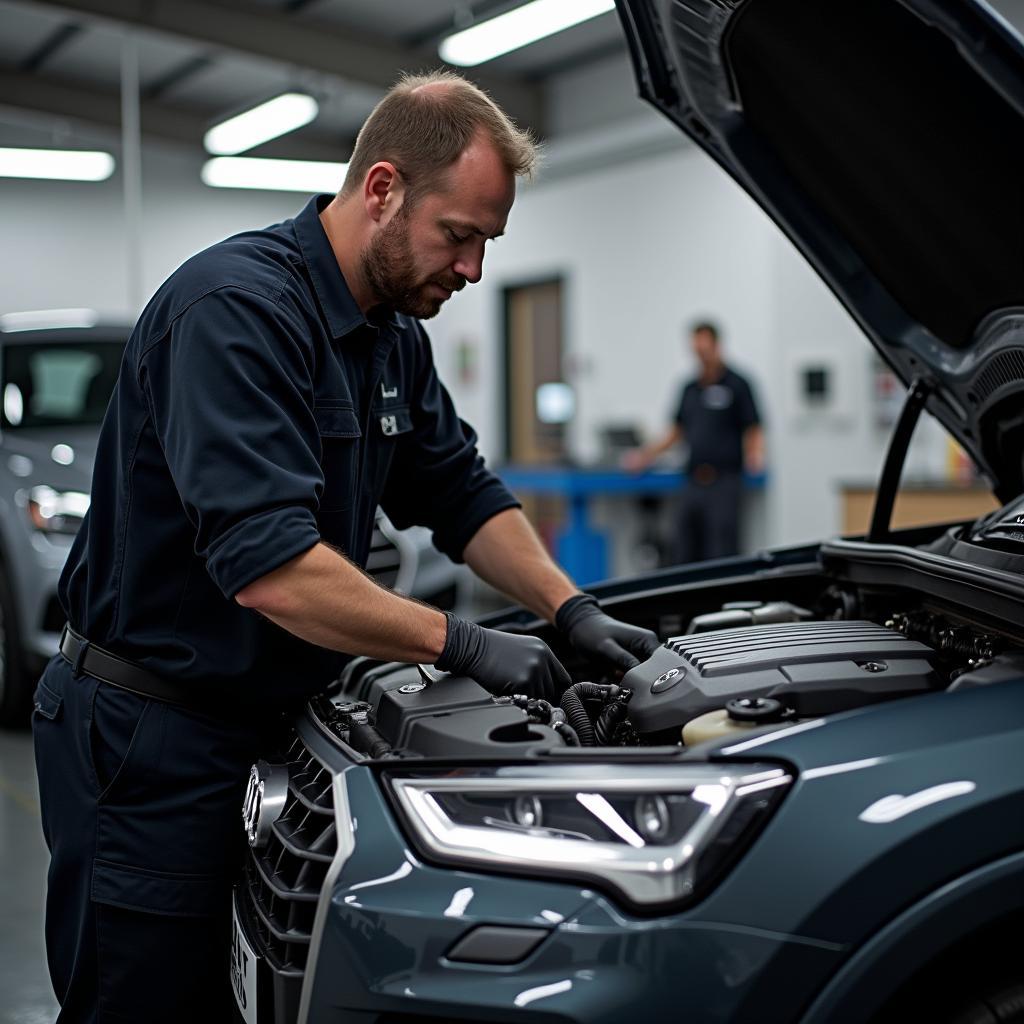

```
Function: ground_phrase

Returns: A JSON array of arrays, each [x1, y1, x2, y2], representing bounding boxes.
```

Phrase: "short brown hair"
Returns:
[[690, 320, 721, 343], [340, 70, 538, 205]]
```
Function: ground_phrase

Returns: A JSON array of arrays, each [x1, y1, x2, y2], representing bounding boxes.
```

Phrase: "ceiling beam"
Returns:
[[23, 0, 545, 132], [19, 21, 84, 73], [0, 68, 349, 160]]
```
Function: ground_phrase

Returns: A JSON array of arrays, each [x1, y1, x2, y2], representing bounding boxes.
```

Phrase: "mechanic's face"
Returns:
[[362, 135, 515, 319], [692, 329, 720, 371]]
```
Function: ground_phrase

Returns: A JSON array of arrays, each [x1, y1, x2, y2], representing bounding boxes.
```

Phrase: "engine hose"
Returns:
[[553, 721, 581, 746], [594, 701, 629, 745], [347, 721, 393, 758], [560, 686, 596, 745], [573, 681, 620, 702]]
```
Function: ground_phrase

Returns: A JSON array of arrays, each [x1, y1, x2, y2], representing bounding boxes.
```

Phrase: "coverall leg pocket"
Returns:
[[92, 862, 234, 1023]]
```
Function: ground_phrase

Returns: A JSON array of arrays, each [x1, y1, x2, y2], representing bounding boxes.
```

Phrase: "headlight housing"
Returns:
[[386, 763, 790, 911], [26, 486, 90, 535]]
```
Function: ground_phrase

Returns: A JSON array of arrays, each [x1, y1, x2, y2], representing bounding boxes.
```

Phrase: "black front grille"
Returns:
[[240, 734, 336, 976]]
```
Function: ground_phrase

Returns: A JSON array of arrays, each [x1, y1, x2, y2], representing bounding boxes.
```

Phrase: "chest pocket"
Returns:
[[315, 404, 361, 512], [370, 404, 413, 497]]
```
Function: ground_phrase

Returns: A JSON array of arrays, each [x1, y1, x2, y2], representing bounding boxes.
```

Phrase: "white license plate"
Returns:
[[231, 897, 259, 1024]]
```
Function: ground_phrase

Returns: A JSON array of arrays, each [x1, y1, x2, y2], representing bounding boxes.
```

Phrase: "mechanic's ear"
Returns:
[[363, 162, 403, 223]]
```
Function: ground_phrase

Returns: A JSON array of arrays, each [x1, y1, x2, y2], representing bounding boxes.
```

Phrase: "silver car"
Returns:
[[0, 318, 126, 723]]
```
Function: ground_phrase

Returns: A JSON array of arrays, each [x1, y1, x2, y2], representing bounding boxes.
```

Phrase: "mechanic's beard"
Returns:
[[361, 210, 463, 320]]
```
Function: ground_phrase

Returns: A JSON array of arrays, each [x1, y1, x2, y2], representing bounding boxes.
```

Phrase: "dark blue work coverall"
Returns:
[[33, 194, 519, 1022]]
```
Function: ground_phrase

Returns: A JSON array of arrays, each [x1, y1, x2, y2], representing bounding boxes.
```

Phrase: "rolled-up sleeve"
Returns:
[[381, 324, 519, 562], [139, 285, 323, 597]]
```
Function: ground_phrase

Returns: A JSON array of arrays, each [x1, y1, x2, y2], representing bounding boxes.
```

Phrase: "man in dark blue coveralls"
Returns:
[[33, 71, 659, 1023], [626, 321, 764, 562]]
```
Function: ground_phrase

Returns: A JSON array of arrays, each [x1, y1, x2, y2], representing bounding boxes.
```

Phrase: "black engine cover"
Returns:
[[622, 620, 940, 734]]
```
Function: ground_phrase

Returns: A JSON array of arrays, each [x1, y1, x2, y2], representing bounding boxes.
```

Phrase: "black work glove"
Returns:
[[436, 613, 571, 701], [556, 594, 661, 673]]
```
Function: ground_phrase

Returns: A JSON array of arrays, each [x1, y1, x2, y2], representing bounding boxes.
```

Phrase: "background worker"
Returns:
[[33, 71, 659, 1023], [625, 320, 764, 562]]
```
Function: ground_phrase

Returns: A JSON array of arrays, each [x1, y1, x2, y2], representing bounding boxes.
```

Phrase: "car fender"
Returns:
[[798, 848, 1024, 1023]]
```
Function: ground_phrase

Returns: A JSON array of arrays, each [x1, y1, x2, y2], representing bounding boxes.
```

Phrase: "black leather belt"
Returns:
[[60, 625, 202, 709]]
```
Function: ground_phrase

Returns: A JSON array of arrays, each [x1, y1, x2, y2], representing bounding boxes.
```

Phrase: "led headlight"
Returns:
[[26, 486, 89, 535], [387, 764, 790, 910]]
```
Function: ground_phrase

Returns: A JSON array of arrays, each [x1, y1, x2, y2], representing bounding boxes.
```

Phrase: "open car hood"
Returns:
[[617, 0, 1024, 501]]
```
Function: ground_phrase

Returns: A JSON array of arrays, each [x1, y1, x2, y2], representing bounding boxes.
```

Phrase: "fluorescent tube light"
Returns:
[[201, 157, 347, 193], [0, 308, 99, 332], [204, 92, 320, 156], [439, 0, 615, 66], [0, 148, 114, 182]]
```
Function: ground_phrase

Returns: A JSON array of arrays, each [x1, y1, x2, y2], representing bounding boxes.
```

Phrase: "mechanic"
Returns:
[[625, 320, 764, 561], [32, 71, 660, 1023]]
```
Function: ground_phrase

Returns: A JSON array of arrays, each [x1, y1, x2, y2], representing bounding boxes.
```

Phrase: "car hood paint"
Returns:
[[616, 0, 1024, 500]]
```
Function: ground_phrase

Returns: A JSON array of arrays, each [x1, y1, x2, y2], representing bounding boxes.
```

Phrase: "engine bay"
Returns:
[[315, 569, 1022, 761]]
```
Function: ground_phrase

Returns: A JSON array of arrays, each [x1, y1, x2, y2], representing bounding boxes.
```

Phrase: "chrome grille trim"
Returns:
[[297, 769, 356, 1024]]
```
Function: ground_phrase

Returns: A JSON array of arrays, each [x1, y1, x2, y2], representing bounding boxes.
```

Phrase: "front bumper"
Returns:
[[300, 767, 842, 1024], [238, 723, 845, 1024]]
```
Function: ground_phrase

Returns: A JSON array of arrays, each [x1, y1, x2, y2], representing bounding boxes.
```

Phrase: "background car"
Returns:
[[229, 1, 1024, 1022], [0, 317, 127, 723]]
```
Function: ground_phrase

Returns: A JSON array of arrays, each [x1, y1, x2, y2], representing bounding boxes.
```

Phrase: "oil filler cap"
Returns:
[[651, 666, 685, 694]]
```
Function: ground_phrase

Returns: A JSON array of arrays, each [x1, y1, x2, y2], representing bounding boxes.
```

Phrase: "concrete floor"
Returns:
[[0, 724, 60, 1024]]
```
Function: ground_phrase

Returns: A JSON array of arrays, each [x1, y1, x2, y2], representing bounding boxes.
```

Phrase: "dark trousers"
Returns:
[[32, 655, 280, 1023], [675, 471, 742, 564]]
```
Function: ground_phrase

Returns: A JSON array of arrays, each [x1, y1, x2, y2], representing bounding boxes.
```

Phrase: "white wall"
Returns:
[[0, 142, 300, 319]]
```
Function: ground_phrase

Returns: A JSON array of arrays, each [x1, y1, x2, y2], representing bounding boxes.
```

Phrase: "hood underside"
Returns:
[[617, 0, 1024, 499]]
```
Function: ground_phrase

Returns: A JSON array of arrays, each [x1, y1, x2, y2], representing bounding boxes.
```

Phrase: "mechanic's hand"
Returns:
[[556, 594, 661, 673], [436, 613, 571, 701]]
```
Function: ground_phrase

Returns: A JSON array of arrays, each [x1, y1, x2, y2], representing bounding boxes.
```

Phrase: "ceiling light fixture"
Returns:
[[0, 308, 99, 332], [0, 148, 115, 182], [203, 93, 320, 156], [439, 0, 615, 66], [200, 157, 347, 193]]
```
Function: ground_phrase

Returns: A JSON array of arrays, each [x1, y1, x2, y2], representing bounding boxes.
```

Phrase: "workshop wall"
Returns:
[[0, 141, 299, 318]]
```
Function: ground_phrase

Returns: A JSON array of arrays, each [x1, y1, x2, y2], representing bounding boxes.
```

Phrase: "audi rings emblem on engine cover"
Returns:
[[242, 760, 289, 849], [651, 667, 685, 694]]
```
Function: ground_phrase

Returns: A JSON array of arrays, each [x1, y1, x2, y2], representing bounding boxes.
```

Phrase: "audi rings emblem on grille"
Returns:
[[242, 760, 289, 849]]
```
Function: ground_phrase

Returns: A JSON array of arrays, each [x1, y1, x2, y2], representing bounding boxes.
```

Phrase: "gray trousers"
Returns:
[[675, 471, 742, 564]]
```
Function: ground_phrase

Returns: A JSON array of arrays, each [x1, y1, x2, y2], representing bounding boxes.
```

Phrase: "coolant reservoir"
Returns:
[[682, 697, 791, 746], [682, 709, 762, 745]]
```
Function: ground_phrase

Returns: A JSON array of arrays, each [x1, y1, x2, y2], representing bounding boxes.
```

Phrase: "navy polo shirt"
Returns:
[[59, 194, 519, 702], [674, 366, 760, 473]]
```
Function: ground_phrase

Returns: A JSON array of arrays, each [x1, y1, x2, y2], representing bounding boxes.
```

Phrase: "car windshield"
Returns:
[[1, 340, 125, 429]]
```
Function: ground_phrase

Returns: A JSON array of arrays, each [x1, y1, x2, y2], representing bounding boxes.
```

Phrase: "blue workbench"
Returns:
[[496, 465, 765, 584]]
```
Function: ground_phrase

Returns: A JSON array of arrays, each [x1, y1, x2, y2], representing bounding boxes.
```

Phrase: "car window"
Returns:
[[2, 341, 125, 429]]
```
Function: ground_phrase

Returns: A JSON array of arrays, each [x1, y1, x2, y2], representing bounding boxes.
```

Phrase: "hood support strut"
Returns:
[[868, 377, 935, 543]]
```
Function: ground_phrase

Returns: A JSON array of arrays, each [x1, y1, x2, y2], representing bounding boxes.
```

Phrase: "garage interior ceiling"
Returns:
[[0, 0, 626, 157]]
